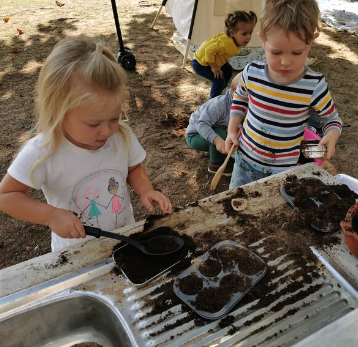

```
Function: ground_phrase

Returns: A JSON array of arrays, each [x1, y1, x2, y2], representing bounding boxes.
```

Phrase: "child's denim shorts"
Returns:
[[229, 154, 272, 189]]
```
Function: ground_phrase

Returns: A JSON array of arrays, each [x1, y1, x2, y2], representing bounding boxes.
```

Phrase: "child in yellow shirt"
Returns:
[[192, 10, 257, 98]]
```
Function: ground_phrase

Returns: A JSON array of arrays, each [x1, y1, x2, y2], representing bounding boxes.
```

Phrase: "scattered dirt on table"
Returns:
[[45, 251, 69, 269], [284, 174, 358, 231], [136, 177, 350, 335]]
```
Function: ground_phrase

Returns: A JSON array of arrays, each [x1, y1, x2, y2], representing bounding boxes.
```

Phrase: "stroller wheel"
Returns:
[[118, 50, 136, 70]]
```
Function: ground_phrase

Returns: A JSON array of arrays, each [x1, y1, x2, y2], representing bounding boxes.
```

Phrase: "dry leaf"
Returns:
[[55, 1, 65, 6], [3, 17, 10, 22], [25, 246, 32, 251], [17, 28, 24, 35]]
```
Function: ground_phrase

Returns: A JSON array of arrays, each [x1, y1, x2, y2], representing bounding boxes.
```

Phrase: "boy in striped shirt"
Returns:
[[225, 0, 342, 188]]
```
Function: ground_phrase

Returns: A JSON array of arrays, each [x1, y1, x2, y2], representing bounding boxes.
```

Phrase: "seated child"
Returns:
[[185, 73, 242, 176]]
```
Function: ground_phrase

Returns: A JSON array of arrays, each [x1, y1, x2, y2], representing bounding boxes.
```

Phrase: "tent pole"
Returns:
[[181, 0, 199, 68], [151, 0, 168, 29]]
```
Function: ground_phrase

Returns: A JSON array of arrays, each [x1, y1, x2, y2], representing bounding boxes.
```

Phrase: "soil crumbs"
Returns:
[[114, 175, 353, 339]]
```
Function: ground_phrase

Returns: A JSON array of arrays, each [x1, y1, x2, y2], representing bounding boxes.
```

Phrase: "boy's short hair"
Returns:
[[260, 0, 320, 44], [231, 72, 243, 95]]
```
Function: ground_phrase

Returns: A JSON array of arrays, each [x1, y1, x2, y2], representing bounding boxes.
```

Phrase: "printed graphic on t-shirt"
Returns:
[[70, 168, 126, 228]]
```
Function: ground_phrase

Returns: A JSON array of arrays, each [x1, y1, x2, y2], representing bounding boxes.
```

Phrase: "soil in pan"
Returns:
[[283, 175, 358, 231], [220, 247, 264, 276], [112, 227, 194, 284], [198, 250, 222, 277], [192, 286, 232, 313], [220, 273, 251, 292], [178, 273, 203, 295], [141, 235, 180, 254]]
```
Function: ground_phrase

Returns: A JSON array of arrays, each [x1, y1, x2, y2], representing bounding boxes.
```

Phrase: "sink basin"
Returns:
[[0, 292, 136, 347]]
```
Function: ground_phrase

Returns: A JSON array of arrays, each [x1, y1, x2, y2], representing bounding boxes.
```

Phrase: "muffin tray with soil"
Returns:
[[173, 240, 267, 320], [280, 176, 358, 233]]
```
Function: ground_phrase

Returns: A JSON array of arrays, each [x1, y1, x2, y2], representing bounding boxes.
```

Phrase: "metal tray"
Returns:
[[113, 243, 187, 287]]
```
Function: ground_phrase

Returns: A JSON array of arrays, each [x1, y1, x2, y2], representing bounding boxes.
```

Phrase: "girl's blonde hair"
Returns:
[[260, 0, 320, 44], [32, 35, 131, 180], [225, 10, 257, 36]]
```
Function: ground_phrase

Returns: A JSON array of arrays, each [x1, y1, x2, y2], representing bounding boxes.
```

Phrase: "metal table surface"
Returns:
[[0, 163, 357, 346]]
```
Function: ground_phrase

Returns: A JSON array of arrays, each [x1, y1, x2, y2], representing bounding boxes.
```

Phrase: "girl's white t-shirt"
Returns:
[[8, 132, 146, 251]]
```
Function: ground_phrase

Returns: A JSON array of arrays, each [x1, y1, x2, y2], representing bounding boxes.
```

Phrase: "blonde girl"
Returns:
[[192, 10, 257, 98], [0, 36, 172, 251]]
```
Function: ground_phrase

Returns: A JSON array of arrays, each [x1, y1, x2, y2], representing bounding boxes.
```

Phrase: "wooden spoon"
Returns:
[[210, 145, 235, 191]]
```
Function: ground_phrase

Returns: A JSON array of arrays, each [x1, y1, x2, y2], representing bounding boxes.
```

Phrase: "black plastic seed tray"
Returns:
[[173, 240, 267, 320]]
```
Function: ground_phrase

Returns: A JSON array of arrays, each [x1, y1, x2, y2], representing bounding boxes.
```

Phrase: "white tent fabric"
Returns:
[[165, 0, 262, 47], [317, 0, 358, 36]]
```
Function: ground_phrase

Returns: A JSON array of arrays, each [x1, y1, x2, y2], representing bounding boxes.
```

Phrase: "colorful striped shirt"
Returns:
[[230, 61, 342, 173]]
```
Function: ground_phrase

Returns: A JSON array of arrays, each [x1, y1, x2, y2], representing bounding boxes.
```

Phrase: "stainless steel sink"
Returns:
[[0, 292, 136, 347]]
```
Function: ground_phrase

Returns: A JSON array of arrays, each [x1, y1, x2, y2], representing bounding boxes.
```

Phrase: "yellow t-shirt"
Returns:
[[194, 32, 242, 67]]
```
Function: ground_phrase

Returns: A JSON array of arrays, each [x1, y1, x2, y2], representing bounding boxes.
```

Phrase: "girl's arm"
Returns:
[[127, 164, 172, 214], [0, 174, 86, 239]]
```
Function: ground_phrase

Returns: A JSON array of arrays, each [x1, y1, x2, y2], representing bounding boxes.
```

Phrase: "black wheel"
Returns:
[[120, 53, 136, 70]]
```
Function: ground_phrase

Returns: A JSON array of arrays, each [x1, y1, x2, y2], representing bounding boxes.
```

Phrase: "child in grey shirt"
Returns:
[[185, 73, 241, 176]]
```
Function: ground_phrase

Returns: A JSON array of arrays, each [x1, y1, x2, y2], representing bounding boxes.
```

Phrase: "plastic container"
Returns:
[[301, 142, 327, 159], [335, 174, 358, 194], [173, 240, 267, 320], [302, 128, 324, 166], [340, 204, 358, 259]]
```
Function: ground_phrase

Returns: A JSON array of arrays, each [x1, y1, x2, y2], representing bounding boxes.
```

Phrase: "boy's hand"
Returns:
[[214, 136, 227, 154], [225, 132, 239, 153], [48, 208, 86, 239], [141, 190, 172, 214], [319, 129, 340, 160]]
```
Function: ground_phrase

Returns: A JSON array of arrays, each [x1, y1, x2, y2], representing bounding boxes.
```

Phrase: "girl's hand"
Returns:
[[48, 208, 86, 239], [211, 65, 223, 79], [141, 190, 172, 214], [319, 129, 340, 160]]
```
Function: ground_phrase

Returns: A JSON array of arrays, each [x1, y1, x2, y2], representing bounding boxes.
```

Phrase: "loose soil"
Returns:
[[1, 0, 358, 271], [134, 175, 351, 332], [284, 174, 358, 231]]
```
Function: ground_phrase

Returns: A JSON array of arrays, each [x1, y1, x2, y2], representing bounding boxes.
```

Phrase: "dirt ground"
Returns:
[[1, 0, 358, 270]]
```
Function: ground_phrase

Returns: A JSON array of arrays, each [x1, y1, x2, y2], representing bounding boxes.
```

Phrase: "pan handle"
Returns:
[[84, 225, 102, 238]]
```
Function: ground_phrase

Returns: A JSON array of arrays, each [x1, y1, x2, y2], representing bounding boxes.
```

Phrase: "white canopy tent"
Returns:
[[152, 0, 263, 68]]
